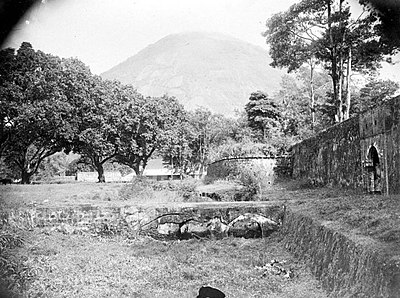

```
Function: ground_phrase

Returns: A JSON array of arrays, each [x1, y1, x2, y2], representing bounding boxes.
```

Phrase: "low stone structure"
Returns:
[[0, 202, 283, 240], [281, 209, 400, 298], [2, 201, 398, 297]]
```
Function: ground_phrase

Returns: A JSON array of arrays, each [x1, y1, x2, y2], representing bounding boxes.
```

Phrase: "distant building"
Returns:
[[76, 171, 122, 182], [76, 158, 205, 182]]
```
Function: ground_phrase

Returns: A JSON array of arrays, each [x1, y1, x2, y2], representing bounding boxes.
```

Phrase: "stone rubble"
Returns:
[[256, 259, 294, 279]]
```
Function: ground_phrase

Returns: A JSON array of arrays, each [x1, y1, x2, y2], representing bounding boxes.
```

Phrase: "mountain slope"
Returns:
[[102, 32, 283, 115]]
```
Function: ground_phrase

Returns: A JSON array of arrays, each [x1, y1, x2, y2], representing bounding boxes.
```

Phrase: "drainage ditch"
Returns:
[[1, 202, 399, 297]]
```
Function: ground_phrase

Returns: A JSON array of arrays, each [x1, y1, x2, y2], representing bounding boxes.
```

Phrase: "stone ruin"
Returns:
[[153, 212, 280, 240], [1, 203, 285, 241]]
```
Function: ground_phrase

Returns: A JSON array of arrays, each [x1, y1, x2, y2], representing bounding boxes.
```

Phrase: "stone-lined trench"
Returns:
[[1, 202, 283, 240], [1, 201, 399, 298]]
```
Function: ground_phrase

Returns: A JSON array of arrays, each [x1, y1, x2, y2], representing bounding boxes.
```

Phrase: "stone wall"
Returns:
[[291, 96, 400, 194], [359, 96, 400, 194], [4, 202, 399, 297], [281, 209, 400, 298], [1, 202, 283, 239], [291, 116, 362, 188]]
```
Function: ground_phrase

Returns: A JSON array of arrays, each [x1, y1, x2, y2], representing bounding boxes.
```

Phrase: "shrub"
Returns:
[[234, 164, 273, 201], [202, 175, 214, 185], [0, 227, 41, 297], [118, 177, 200, 202], [166, 178, 199, 201], [118, 177, 156, 201]]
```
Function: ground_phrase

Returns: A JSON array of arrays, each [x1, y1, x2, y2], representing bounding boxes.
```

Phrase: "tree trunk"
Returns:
[[309, 62, 316, 129], [21, 170, 32, 184], [96, 163, 105, 183], [327, 1, 340, 123], [338, 54, 344, 123], [140, 158, 149, 176], [344, 48, 352, 120], [338, 0, 347, 122], [132, 164, 141, 176], [179, 147, 183, 180]]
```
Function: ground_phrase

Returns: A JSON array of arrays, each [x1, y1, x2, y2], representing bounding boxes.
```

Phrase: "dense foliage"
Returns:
[[0, 43, 187, 183], [264, 0, 400, 124], [1, 31, 399, 183]]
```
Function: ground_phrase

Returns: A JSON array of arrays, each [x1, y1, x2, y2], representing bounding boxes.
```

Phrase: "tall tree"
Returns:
[[71, 77, 122, 183], [116, 94, 185, 175], [244, 91, 297, 155], [276, 68, 332, 138], [264, 0, 399, 123], [159, 114, 193, 177], [351, 78, 399, 114], [0, 47, 17, 158], [0, 43, 74, 183], [184, 108, 233, 174], [245, 91, 281, 142]]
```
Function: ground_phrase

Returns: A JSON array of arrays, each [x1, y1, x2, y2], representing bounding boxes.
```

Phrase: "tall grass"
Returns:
[[118, 177, 200, 203], [11, 231, 326, 298], [0, 227, 35, 297]]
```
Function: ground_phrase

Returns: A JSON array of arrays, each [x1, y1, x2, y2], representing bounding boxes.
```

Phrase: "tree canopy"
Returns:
[[245, 91, 281, 142], [0, 42, 75, 183], [116, 94, 186, 175], [0, 43, 191, 182], [264, 0, 400, 123]]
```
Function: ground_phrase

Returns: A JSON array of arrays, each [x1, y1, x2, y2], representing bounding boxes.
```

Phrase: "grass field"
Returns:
[[1, 178, 399, 297], [2, 229, 327, 298], [1, 179, 399, 250], [1, 178, 399, 248], [0, 179, 204, 209]]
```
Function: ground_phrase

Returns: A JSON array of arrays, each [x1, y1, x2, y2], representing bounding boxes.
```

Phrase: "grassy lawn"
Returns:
[[0, 179, 205, 209], [199, 179, 400, 257], [0, 183, 125, 209], [1, 179, 399, 251], [287, 192, 400, 254], [3, 230, 326, 298], [1, 179, 399, 297]]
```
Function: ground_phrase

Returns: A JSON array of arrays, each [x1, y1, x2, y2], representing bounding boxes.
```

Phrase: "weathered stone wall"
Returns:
[[291, 96, 400, 194], [3, 202, 399, 297], [281, 210, 400, 298], [359, 96, 400, 194], [0, 202, 283, 238], [291, 116, 362, 188]]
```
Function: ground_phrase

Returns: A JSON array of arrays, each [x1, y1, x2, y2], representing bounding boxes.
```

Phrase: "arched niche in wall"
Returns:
[[365, 145, 382, 194]]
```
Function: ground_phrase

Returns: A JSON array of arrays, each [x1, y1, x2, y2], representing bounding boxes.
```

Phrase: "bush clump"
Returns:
[[234, 165, 273, 201], [172, 178, 200, 201], [0, 228, 37, 297], [118, 177, 200, 202]]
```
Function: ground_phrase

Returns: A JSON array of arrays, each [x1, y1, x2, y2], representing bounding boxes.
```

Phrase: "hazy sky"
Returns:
[[4, 0, 399, 80], [4, 0, 298, 74]]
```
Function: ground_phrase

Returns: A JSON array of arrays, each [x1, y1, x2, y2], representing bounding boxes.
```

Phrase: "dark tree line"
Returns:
[[2, 36, 399, 183], [0, 43, 259, 183], [0, 43, 187, 183]]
